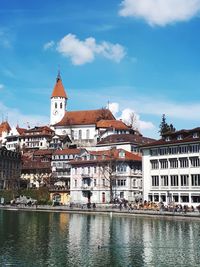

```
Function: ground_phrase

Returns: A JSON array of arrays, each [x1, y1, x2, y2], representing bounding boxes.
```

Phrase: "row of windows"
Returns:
[[151, 174, 200, 187], [151, 157, 200, 169], [52, 154, 74, 160], [71, 129, 90, 140], [74, 178, 127, 187], [148, 193, 200, 203], [150, 144, 199, 156], [73, 164, 128, 175], [55, 102, 63, 109]]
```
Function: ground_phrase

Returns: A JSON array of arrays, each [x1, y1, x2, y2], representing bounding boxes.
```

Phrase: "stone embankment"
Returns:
[[1, 204, 200, 220]]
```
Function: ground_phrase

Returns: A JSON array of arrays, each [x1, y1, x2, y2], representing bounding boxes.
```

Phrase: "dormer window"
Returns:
[[193, 132, 198, 139], [119, 151, 125, 158], [177, 135, 182, 140]]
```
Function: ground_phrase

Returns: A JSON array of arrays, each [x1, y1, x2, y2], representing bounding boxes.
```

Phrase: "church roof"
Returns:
[[54, 109, 115, 126], [51, 76, 67, 99]]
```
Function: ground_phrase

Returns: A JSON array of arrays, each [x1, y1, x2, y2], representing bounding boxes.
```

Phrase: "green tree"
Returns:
[[159, 114, 175, 137]]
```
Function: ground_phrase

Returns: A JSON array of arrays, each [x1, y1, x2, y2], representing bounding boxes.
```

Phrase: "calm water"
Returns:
[[0, 210, 200, 267]]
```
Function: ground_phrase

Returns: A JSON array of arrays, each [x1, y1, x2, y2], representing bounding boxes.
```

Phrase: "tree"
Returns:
[[159, 114, 176, 137], [98, 148, 118, 203]]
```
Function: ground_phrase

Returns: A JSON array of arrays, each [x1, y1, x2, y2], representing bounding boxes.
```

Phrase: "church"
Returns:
[[50, 72, 128, 147]]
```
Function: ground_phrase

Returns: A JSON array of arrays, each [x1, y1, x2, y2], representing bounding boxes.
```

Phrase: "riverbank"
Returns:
[[1, 204, 200, 220]]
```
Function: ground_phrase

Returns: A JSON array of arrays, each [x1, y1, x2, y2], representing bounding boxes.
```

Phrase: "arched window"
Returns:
[[55, 102, 57, 109], [60, 103, 62, 109]]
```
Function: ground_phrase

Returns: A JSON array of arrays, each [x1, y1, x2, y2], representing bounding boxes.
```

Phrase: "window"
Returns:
[[165, 136, 170, 141], [154, 194, 159, 202], [117, 179, 126, 186], [193, 133, 199, 139], [180, 175, 189, 186], [159, 147, 168, 155], [191, 174, 200, 186], [192, 195, 200, 203], [78, 130, 82, 140], [171, 175, 179, 186], [160, 159, 168, 169], [151, 160, 159, 169], [173, 195, 179, 202], [169, 158, 178, 168], [179, 158, 189, 168], [74, 180, 77, 187], [181, 195, 189, 203], [60, 103, 62, 109], [150, 149, 158, 156], [152, 176, 159, 187], [117, 164, 127, 173], [161, 194, 166, 202], [189, 144, 199, 153], [161, 175, 168, 186], [102, 179, 105, 186], [74, 168, 77, 175], [86, 129, 90, 139], [177, 135, 182, 140], [190, 157, 200, 167], [94, 179, 97, 187], [71, 130, 74, 140], [55, 102, 57, 109], [94, 167, 96, 173], [169, 146, 179, 155], [179, 145, 188, 154], [132, 179, 137, 187]]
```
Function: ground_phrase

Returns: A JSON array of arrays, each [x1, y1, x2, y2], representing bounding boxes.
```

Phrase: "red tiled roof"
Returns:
[[51, 78, 67, 98], [54, 109, 115, 126], [70, 148, 141, 165], [0, 121, 11, 135], [33, 149, 54, 156], [97, 133, 155, 146], [53, 148, 82, 155], [16, 126, 26, 135], [96, 119, 130, 130]]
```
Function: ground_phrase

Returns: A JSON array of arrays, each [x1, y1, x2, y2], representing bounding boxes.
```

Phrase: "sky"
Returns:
[[1, 0, 200, 138]]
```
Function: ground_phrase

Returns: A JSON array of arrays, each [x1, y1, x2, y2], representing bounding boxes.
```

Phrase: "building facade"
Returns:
[[70, 148, 142, 204], [142, 128, 200, 207], [0, 147, 21, 190]]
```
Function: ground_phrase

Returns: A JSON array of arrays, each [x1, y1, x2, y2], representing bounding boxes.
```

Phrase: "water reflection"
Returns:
[[0, 210, 200, 266]]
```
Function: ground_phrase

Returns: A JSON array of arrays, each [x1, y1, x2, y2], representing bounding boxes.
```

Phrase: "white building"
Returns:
[[50, 73, 116, 147], [70, 148, 142, 204], [142, 128, 200, 207]]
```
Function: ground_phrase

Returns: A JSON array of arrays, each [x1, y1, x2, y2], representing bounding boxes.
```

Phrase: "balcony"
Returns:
[[81, 184, 93, 191], [49, 186, 70, 192]]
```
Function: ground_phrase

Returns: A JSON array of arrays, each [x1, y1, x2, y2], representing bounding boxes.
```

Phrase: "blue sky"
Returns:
[[1, 0, 200, 138]]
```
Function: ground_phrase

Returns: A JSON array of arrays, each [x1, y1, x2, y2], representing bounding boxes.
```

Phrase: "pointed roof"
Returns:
[[0, 121, 11, 135], [51, 73, 67, 99]]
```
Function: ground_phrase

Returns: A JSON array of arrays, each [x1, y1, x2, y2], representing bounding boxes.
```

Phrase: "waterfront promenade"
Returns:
[[1, 204, 200, 220]]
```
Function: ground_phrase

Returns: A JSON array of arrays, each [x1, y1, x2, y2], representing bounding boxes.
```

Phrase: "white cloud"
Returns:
[[43, 40, 55, 50], [108, 103, 155, 131], [119, 0, 200, 26], [0, 84, 4, 90], [56, 34, 126, 65], [108, 102, 119, 116], [0, 102, 49, 128]]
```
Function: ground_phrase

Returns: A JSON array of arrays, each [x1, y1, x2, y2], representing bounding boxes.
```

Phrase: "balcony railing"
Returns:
[[81, 184, 93, 191], [49, 186, 70, 192]]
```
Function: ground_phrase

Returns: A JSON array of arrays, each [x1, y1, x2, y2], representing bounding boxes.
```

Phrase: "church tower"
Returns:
[[50, 72, 67, 125]]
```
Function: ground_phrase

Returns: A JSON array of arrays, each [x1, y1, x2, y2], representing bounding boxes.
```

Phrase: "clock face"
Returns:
[[53, 110, 58, 115]]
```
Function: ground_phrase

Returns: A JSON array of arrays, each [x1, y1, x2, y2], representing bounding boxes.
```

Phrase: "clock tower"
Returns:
[[50, 71, 67, 125]]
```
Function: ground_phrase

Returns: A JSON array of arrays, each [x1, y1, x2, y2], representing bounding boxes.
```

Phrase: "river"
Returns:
[[0, 210, 200, 266]]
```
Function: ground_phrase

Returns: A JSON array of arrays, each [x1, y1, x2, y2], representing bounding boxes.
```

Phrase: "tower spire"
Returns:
[[57, 65, 61, 81]]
